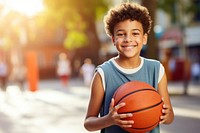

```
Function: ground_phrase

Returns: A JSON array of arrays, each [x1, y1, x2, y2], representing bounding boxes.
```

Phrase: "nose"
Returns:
[[124, 34, 132, 43]]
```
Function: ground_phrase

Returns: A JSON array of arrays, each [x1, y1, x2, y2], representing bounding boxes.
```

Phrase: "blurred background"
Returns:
[[0, 0, 200, 89], [0, 0, 199, 133]]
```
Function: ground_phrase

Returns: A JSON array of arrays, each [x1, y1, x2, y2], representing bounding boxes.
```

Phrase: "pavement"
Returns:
[[0, 78, 199, 133], [161, 81, 200, 133]]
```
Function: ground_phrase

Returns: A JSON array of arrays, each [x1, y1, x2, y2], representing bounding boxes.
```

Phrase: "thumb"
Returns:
[[109, 98, 115, 111]]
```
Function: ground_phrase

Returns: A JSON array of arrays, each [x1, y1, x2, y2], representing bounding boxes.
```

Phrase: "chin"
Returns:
[[123, 54, 138, 59]]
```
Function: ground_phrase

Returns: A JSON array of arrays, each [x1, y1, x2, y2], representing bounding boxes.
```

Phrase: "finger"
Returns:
[[162, 109, 166, 114], [162, 104, 170, 114], [114, 102, 126, 111], [160, 115, 167, 124], [119, 113, 133, 119], [109, 98, 115, 111], [160, 115, 166, 120], [159, 115, 167, 124], [159, 119, 165, 124], [120, 120, 134, 127], [161, 97, 165, 104], [121, 124, 133, 128], [163, 104, 169, 109], [162, 107, 170, 114]]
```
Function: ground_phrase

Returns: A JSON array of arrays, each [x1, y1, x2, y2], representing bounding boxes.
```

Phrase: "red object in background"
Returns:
[[172, 59, 191, 81], [160, 27, 182, 45], [172, 60, 184, 81], [25, 51, 39, 92]]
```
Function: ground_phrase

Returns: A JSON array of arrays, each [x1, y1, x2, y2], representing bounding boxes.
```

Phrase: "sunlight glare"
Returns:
[[0, 0, 44, 17]]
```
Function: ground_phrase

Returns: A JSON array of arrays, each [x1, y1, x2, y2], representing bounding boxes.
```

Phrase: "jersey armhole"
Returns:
[[158, 64, 165, 83], [96, 68, 105, 91]]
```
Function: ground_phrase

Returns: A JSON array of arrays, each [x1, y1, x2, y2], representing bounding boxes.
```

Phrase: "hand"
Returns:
[[108, 98, 134, 128], [160, 98, 171, 124]]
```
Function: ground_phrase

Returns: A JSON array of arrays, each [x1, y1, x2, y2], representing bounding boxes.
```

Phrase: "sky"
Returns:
[[0, 0, 44, 17]]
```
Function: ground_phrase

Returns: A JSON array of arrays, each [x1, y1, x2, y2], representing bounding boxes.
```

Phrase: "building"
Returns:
[[157, 0, 200, 81]]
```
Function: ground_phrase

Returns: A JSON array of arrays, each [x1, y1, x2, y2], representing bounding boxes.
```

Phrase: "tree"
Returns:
[[157, 0, 198, 95], [157, 0, 197, 24], [142, 0, 158, 59], [40, 0, 109, 65]]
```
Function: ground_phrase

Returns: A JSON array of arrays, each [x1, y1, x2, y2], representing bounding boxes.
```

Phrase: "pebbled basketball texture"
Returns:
[[113, 81, 163, 133]]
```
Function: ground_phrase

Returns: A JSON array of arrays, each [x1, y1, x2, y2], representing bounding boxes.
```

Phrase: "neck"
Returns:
[[114, 56, 141, 69]]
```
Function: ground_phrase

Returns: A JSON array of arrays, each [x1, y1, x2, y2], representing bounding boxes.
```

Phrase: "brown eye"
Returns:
[[132, 32, 140, 36], [116, 33, 125, 37]]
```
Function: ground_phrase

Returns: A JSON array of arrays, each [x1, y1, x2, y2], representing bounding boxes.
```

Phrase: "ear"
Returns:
[[143, 33, 148, 45], [111, 36, 116, 45]]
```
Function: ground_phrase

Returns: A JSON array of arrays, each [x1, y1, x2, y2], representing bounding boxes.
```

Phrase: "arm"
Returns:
[[158, 72, 174, 124], [84, 72, 134, 131]]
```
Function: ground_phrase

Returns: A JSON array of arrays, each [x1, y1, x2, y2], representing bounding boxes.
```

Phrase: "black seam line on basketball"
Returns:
[[121, 100, 163, 114], [115, 88, 157, 105], [131, 121, 158, 130]]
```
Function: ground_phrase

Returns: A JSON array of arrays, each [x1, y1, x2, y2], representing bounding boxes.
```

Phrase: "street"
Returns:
[[0, 79, 199, 133]]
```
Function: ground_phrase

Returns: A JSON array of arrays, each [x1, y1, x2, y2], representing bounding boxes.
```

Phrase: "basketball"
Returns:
[[113, 81, 163, 133]]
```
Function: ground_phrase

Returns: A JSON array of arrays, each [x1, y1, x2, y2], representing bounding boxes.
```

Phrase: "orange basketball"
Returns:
[[113, 81, 163, 133]]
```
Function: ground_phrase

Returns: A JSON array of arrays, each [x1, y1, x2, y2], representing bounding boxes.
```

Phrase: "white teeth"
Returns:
[[122, 45, 137, 48]]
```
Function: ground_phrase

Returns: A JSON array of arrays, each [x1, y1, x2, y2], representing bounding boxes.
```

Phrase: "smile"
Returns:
[[122, 44, 138, 48]]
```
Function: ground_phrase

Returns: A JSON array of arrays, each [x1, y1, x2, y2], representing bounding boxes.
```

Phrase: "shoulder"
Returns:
[[143, 57, 161, 64], [97, 58, 114, 70], [96, 58, 114, 78], [143, 57, 164, 70], [143, 57, 161, 68], [143, 57, 165, 83]]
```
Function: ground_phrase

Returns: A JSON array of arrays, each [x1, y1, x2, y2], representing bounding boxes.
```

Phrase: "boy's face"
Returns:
[[112, 19, 147, 58]]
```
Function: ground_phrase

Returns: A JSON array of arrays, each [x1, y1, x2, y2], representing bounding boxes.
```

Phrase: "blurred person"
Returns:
[[191, 60, 200, 83], [0, 58, 8, 91], [9, 61, 27, 91], [80, 58, 95, 86], [168, 56, 176, 75], [57, 52, 71, 87], [161, 49, 174, 81], [84, 2, 174, 133], [73, 58, 81, 78]]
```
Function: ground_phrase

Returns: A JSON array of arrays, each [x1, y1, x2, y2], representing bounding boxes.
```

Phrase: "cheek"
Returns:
[[113, 38, 122, 45], [135, 37, 144, 44]]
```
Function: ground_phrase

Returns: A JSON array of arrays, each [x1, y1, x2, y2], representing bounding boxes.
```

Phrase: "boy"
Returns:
[[84, 2, 174, 133]]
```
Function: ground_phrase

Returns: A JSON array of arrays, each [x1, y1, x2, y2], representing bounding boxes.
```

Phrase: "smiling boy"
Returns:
[[84, 2, 174, 133]]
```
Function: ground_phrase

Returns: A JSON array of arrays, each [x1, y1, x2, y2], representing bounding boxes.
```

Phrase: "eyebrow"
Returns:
[[116, 29, 141, 32]]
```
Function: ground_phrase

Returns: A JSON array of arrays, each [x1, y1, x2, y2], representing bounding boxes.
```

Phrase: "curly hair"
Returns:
[[104, 2, 152, 37]]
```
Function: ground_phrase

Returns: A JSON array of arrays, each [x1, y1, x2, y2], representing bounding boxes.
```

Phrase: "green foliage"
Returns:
[[158, 0, 198, 24], [64, 31, 88, 50], [41, 0, 109, 50]]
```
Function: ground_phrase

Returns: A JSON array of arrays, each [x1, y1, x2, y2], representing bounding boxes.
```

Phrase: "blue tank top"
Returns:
[[98, 57, 161, 133]]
